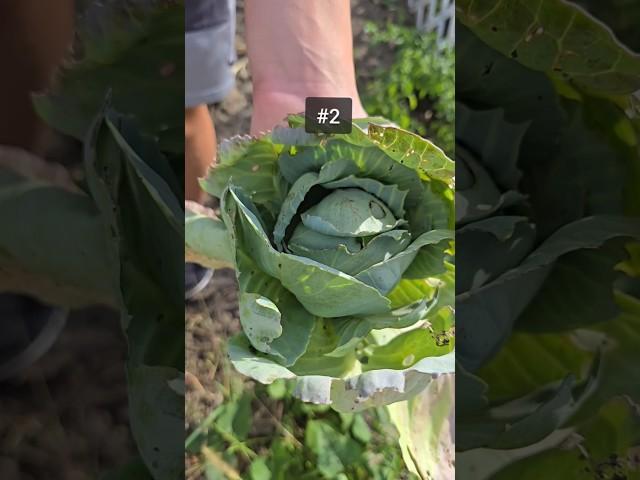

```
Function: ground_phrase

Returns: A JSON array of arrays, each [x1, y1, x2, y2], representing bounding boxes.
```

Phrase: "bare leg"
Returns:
[[185, 105, 216, 203], [245, 0, 366, 135], [184, 106, 216, 297], [0, 0, 74, 152]]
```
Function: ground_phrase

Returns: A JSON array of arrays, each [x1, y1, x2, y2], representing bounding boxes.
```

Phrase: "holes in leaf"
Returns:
[[483, 62, 494, 75], [435, 332, 450, 347]]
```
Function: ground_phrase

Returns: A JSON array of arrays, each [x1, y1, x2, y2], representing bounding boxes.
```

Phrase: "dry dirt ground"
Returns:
[[186, 0, 414, 477], [0, 309, 135, 480]]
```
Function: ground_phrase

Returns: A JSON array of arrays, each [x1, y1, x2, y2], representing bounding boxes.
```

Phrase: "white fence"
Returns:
[[408, 0, 455, 46]]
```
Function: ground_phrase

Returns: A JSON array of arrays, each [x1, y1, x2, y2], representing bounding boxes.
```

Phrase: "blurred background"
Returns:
[[0, 308, 134, 479], [185, 1, 454, 478], [1, 1, 183, 478]]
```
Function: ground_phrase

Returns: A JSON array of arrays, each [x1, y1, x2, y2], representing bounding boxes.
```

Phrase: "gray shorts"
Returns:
[[185, 0, 236, 108]]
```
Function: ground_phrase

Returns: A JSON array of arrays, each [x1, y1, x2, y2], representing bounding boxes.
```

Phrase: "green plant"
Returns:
[[455, 0, 640, 476], [362, 23, 454, 156], [1, 110, 185, 480], [1, 3, 184, 479], [186, 379, 412, 480], [186, 117, 455, 412]]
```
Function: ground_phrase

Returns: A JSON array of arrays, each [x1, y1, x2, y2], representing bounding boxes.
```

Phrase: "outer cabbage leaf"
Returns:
[[368, 124, 454, 186], [458, 216, 640, 371], [491, 397, 640, 479], [387, 375, 455, 480], [0, 147, 113, 307], [229, 334, 454, 413], [457, 355, 601, 451], [456, 75, 640, 372], [184, 203, 234, 269], [199, 136, 285, 213], [85, 110, 183, 479], [456, 0, 640, 94], [235, 251, 315, 367]]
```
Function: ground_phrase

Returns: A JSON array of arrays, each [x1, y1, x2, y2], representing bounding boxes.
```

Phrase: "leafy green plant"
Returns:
[[35, 0, 184, 155], [1, 3, 184, 479], [1, 110, 184, 480], [89, 110, 184, 480], [362, 22, 454, 156], [186, 379, 411, 480], [455, 0, 640, 476], [186, 117, 455, 412]]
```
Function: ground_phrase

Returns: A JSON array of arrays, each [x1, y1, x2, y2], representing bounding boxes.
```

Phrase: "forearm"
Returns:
[[245, 0, 365, 133]]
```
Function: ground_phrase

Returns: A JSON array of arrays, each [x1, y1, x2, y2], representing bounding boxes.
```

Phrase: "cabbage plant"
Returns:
[[1, 4, 185, 479], [186, 117, 456, 411], [456, 0, 640, 477]]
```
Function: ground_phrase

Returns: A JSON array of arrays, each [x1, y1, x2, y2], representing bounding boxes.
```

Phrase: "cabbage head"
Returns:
[[186, 116, 455, 411]]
